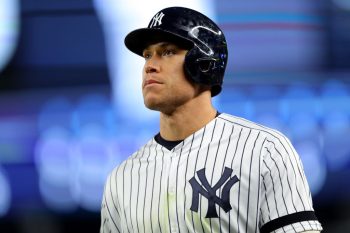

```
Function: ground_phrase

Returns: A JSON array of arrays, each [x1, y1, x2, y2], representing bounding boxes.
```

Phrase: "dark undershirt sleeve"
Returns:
[[260, 211, 319, 233]]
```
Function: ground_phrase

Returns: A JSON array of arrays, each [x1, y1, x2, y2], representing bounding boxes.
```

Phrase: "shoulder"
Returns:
[[108, 137, 158, 177], [218, 113, 292, 147]]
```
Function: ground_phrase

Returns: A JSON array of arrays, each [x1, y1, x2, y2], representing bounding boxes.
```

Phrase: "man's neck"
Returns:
[[159, 92, 217, 141]]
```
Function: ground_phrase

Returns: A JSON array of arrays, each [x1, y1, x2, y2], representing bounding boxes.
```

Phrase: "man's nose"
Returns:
[[145, 65, 158, 73], [145, 56, 160, 73]]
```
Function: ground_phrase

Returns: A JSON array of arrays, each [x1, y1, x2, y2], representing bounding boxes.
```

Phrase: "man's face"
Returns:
[[141, 42, 200, 114]]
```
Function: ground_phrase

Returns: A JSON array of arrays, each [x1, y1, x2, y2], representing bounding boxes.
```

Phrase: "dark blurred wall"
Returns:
[[0, 1, 350, 233]]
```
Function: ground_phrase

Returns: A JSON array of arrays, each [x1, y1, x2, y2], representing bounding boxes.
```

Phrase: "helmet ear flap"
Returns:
[[184, 47, 201, 84], [197, 57, 217, 73], [184, 46, 224, 86], [184, 47, 214, 85]]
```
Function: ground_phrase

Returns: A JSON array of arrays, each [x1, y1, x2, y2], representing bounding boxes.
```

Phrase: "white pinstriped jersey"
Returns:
[[100, 113, 323, 233]]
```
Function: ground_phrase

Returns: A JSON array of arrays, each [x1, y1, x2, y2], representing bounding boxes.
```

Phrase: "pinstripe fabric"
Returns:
[[100, 113, 323, 233]]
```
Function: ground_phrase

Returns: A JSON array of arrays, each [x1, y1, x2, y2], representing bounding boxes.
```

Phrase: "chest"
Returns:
[[116, 138, 263, 233]]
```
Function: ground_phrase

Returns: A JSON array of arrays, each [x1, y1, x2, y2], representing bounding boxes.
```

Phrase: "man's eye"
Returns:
[[163, 49, 175, 56], [143, 52, 151, 59]]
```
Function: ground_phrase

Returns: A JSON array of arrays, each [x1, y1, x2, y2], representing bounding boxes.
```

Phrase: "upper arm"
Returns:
[[259, 136, 323, 232], [100, 195, 111, 233], [100, 172, 122, 233]]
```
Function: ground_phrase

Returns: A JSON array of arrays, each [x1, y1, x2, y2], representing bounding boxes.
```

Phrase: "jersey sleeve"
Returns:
[[259, 136, 323, 233], [100, 172, 122, 233]]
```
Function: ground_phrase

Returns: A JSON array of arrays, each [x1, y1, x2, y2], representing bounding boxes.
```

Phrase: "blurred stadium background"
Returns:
[[0, 0, 350, 232]]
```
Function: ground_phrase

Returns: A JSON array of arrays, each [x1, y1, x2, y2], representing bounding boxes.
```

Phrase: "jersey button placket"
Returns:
[[168, 150, 179, 233], [168, 151, 177, 196]]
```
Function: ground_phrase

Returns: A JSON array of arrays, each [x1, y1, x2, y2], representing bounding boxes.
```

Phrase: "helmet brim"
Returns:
[[124, 28, 193, 56]]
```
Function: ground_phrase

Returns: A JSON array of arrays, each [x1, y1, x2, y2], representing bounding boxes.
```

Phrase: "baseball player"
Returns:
[[100, 6, 323, 233]]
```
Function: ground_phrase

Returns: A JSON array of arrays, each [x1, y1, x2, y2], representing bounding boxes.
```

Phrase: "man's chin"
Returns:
[[144, 100, 162, 111], [144, 100, 176, 115]]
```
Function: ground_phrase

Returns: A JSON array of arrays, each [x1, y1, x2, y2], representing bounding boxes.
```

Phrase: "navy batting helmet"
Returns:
[[124, 6, 228, 97]]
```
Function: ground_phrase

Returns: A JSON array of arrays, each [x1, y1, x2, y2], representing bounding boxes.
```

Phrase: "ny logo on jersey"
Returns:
[[189, 167, 239, 218], [149, 12, 165, 28]]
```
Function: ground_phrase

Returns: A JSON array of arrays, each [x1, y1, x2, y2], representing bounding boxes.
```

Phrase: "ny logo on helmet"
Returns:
[[189, 167, 239, 218], [149, 12, 165, 28]]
